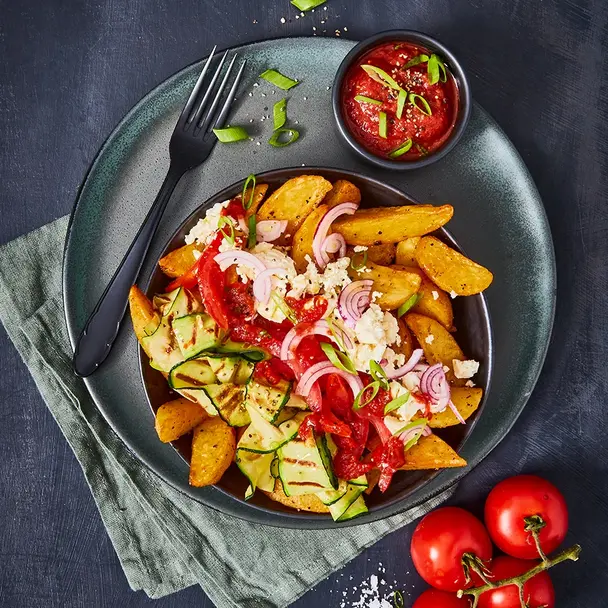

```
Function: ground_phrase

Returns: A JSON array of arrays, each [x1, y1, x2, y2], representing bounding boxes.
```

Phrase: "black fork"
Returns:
[[73, 49, 247, 377]]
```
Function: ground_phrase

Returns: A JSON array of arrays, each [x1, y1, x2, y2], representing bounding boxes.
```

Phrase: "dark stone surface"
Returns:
[[1, 1, 607, 606]]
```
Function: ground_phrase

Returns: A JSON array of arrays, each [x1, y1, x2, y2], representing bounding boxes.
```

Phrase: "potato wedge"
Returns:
[[427, 387, 483, 428], [395, 237, 421, 267], [128, 286, 159, 351], [189, 417, 236, 487], [332, 205, 453, 246], [158, 243, 203, 279], [264, 479, 329, 513], [322, 179, 361, 208], [155, 398, 208, 443], [415, 236, 493, 296], [291, 204, 328, 272], [243, 183, 269, 220], [409, 268, 454, 330], [400, 434, 467, 470], [395, 317, 415, 361], [404, 313, 466, 384], [366, 243, 396, 265], [350, 261, 421, 311], [257, 175, 333, 237]]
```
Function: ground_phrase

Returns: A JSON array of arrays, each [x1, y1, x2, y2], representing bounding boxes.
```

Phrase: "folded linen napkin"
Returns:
[[0, 216, 453, 607]]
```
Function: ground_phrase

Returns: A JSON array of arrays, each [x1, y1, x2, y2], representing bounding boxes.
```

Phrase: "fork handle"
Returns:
[[72, 164, 185, 377]]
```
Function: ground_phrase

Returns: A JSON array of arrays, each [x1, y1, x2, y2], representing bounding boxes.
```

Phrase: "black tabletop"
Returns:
[[1, 1, 607, 606]]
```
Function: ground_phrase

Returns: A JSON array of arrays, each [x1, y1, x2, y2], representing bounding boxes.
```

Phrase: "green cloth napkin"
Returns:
[[0, 216, 453, 607]]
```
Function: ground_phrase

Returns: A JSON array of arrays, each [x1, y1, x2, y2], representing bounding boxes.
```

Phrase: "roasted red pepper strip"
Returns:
[[285, 295, 328, 323], [369, 436, 406, 492]]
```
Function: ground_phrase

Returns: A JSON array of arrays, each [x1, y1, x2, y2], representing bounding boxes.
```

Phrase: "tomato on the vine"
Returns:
[[412, 589, 470, 608], [484, 475, 568, 560], [411, 507, 493, 592], [477, 556, 555, 608]]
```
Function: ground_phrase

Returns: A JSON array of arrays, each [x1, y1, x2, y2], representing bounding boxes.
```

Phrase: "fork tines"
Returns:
[[179, 47, 246, 135]]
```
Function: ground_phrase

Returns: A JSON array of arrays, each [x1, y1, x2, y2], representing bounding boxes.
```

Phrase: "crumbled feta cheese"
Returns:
[[286, 255, 351, 301], [442, 365, 450, 373], [384, 381, 424, 425], [465, 380, 476, 387], [371, 291, 382, 302], [354, 303, 399, 345], [353, 245, 368, 252], [453, 359, 480, 379], [425, 334, 435, 344], [450, 290, 458, 299], [402, 371, 421, 392], [185, 200, 229, 245], [432, 290, 439, 300]]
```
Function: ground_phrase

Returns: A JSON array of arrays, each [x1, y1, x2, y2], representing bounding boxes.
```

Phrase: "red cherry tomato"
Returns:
[[477, 556, 555, 608], [412, 589, 470, 608], [411, 507, 493, 591], [484, 475, 568, 560]]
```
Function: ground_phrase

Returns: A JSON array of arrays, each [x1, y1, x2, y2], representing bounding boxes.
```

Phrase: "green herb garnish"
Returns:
[[409, 93, 432, 116], [384, 392, 411, 415], [388, 138, 413, 159], [353, 381, 381, 411], [242, 174, 256, 210], [260, 69, 299, 90], [268, 127, 300, 147], [350, 250, 368, 270], [269, 292, 297, 323], [355, 95, 383, 105], [427, 54, 447, 84], [415, 143, 429, 156], [320, 342, 357, 375], [403, 54, 429, 70], [273, 98, 287, 130], [395, 419, 429, 450], [217, 216, 236, 245], [393, 589, 405, 608], [396, 88, 407, 119], [290, 0, 326, 11], [369, 360, 389, 390], [397, 293, 420, 317], [247, 214, 257, 249], [212, 126, 249, 143], [378, 111, 387, 138], [361, 64, 402, 91]]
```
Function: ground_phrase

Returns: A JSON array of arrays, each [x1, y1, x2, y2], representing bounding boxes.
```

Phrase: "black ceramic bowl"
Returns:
[[140, 167, 492, 527], [332, 30, 472, 170]]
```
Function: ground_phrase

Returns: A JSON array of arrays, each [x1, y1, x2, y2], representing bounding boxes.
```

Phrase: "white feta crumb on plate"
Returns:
[[432, 290, 439, 300], [453, 359, 480, 379], [450, 290, 458, 299], [425, 334, 435, 344], [353, 245, 368, 252], [465, 380, 476, 387]]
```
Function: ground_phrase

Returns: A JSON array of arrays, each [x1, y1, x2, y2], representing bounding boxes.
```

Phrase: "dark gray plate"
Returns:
[[63, 37, 556, 529]]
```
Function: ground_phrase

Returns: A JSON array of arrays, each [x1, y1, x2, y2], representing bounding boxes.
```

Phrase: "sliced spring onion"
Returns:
[[403, 54, 429, 70], [427, 54, 447, 84], [350, 250, 368, 270], [273, 98, 287, 130], [361, 64, 402, 91], [270, 292, 297, 323], [384, 391, 411, 415], [354, 95, 382, 105], [247, 214, 257, 249], [326, 316, 349, 352], [378, 112, 387, 139], [409, 93, 432, 116], [369, 360, 389, 390], [242, 174, 256, 210], [217, 216, 236, 245], [290, 0, 326, 10], [397, 293, 420, 317], [353, 381, 381, 411], [260, 69, 299, 90], [388, 138, 413, 159], [397, 420, 429, 451], [268, 127, 300, 147], [415, 143, 429, 156], [393, 590, 405, 608], [320, 342, 357, 375], [396, 89, 407, 119], [212, 126, 249, 143]]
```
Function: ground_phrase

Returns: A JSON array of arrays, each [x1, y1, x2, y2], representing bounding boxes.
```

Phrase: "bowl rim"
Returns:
[[139, 165, 494, 525], [332, 29, 472, 170]]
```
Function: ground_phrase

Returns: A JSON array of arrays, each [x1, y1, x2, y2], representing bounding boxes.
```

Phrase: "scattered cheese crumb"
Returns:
[[425, 334, 435, 344], [465, 380, 476, 387], [280, 16, 286, 23], [453, 359, 480, 379], [432, 290, 439, 300], [450, 290, 458, 299], [353, 245, 368, 252]]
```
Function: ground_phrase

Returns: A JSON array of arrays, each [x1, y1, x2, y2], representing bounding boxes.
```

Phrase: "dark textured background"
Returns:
[[1, 1, 607, 606]]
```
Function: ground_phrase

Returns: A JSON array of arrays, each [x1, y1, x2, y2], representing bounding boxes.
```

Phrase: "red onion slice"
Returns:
[[370, 416, 393, 445], [312, 202, 358, 268], [383, 348, 424, 379], [448, 400, 466, 424], [322, 233, 347, 258], [252, 267, 288, 305], [296, 360, 364, 398], [256, 220, 288, 242], [337, 280, 373, 328], [214, 250, 266, 274]]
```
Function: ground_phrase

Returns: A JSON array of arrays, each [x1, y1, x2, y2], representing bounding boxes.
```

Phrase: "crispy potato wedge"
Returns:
[[322, 179, 361, 208], [404, 313, 466, 384], [257, 175, 333, 238], [395, 237, 421, 267], [366, 243, 396, 265], [291, 204, 329, 272], [264, 479, 329, 513], [395, 317, 415, 361], [409, 268, 454, 330], [400, 434, 467, 470], [332, 205, 453, 246], [189, 417, 236, 487], [415, 236, 493, 296], [427, 387, 483, 428], [242, 183, 269, 220], [128, 286, 159, 351], [350, 261, 421, 311], [155, 398, 208, 443], [158, 243, 203, 279]]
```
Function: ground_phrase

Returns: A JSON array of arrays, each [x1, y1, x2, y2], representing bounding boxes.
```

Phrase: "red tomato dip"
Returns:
[[341, 41, 459, 161]]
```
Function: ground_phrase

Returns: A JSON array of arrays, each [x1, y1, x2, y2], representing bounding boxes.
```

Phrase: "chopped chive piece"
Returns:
[[273, 98, 287, 130], [394, 420, 428, 450], [353, 381, 381, 411], [427, 54, 447, 84], [350, 250, 368, 270], [409, 92, 432, 116], [270, 293, 297, 323], [369, 360, 389, 390], [217, 216, 236, 245], [378, 112, 387, 138], [242, 174, 256, 210], [268, 127, 300, 147], [260, 69, 299, 90], [355, 95, 383, 105], [396, 89, 407, 119], [212, 126, 249, 143], [397, 293, 420, 317], [388, 138, 413, 159], [403, 54, 429, 70], [393, 590, 405, 608], [320, 342, 357, 375], [290, 0, 326, 10], [361, 64, 402, 91], [247, 214, 257, 249], [384, 392, 410, 415]]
